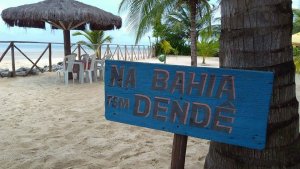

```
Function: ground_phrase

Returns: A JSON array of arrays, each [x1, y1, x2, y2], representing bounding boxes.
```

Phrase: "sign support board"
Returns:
[[104, 60, 274, 150]]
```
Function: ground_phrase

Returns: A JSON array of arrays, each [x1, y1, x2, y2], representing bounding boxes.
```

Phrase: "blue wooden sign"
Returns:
[[104, 60, 274, 150]]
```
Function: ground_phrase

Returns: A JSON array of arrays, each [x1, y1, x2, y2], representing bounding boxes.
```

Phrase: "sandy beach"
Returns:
[[0, 56, 299, 169]]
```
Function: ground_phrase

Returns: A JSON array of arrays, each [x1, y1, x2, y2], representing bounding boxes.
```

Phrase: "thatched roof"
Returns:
[[1, 0, 122, 30]]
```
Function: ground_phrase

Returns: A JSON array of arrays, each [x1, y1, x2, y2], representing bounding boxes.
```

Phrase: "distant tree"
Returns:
[[293, 9, 300, 34], [152, 13, 190, 56], [119, 0, 211, 66], [166, 4, 214, 41], [197, 28, 219, 64], [294, 46, 300, 73], [151, 3, 219, 57], [72, 30, 112, 58]]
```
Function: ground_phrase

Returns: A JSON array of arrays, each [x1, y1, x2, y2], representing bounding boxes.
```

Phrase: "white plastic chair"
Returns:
[[80, 54, 89, 61], [97, 54, 113, 81], [56, 54, 77, 85], [84, 54, 96, 84]]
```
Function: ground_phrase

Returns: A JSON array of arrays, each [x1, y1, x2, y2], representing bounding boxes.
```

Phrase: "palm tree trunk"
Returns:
[[170, 2, 199, 167], [189, 0, 198, 67], [204, 0, 300, 168]]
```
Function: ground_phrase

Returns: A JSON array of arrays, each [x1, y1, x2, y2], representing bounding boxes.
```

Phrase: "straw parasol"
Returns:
[[1, 0, 122, 56], [292, 32, 300, 47]]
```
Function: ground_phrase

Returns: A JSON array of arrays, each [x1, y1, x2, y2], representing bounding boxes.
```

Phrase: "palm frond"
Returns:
[[76, 41, 95, 50], [119, 0, 175, 43], [72, 31, 94, 44], [72, 30, 112, 55]]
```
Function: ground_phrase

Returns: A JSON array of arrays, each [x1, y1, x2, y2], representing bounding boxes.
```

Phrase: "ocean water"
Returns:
[[1, 43, 66, 69], [0, 42, 152, 69]]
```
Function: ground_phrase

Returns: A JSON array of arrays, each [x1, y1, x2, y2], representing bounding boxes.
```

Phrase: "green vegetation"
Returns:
[[160, 40, 176, 55], [293, 8, 300, 73], [157, 40, 176, 63], [293, 9, 300, 34], [152, 14, 190, 56], [295, 57, 300, 73], [152, 3, 220, 59], [119, 0, 215, 66], [294, 46, 300, 73], [197, 28, 219, 64], [72, 30, 112, 58], [166, 4, 213, 41], [152, 13, 190, 56]]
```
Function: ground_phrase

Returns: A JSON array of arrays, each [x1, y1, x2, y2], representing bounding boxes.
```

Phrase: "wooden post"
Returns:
[[148, 46, 151, 58], [11, 42, 16, 77], [14, 45, 43, 73], [125, 45, 127, 61], [0, 43, 12, 63], [131, 45, 134, 61], [117, 45, 120, 60], [138, 46, 140, 60], [48, 43, 52, 72], [99, 45, 102, 59], [26, 46, 49, 76], [144, 46, 146, 59], [141, 45, 143, 59], [78, 43, 81, 60], [63, 30, 71, 56], [63, 29, 72, 79], [171, 134, 188, 169]]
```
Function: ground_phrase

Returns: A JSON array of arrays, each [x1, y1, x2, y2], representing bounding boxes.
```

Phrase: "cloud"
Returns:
[[293, 0, 300, 8], [0, 0, 150, 45]]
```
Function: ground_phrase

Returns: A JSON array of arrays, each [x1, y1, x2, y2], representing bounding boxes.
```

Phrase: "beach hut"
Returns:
[[1, 0, 122, 56]]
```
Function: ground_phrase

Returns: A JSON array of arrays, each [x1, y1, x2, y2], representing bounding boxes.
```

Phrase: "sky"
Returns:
[[0, 0, 300, 46], [0, 0, 153, 45]]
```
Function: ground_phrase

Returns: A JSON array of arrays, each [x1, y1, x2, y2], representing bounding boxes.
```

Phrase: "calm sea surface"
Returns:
[[0, 42, 142, 69]]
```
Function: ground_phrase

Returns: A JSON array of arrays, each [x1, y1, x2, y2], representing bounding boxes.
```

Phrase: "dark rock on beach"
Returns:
[[43, 64, 63, 72], [0, 67, 44, 77], [1, 63, 62, 78], [0, 69, 12, 77], [15, 67, 41, 76]]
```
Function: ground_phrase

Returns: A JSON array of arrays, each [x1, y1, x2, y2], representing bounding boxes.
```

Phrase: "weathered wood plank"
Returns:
[[104, 60, 274, 150], [26, 45, 48, 76], [11, 42, 15, 77], [49, 43, 52, 72], [14, 45, 44, 72]]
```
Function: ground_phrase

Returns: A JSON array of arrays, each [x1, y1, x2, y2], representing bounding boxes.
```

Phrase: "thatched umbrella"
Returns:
[[1, 0, 122, 56]]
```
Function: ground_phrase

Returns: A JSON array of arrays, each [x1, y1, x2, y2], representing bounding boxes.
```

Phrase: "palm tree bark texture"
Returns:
[[170, 1, 199, 168], [189, 0, 198, 67], [204, 0, 300, 168]]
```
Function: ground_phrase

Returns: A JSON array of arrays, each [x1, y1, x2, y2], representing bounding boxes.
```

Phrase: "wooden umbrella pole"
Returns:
[[63, 30, 71, 56], [171, 134, 188, 169], [63, 29, 72, 79]]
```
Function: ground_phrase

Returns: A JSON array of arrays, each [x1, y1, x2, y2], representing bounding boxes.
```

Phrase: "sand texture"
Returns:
[[0, 56, 299, 169], [0, 56, 212, 169]]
